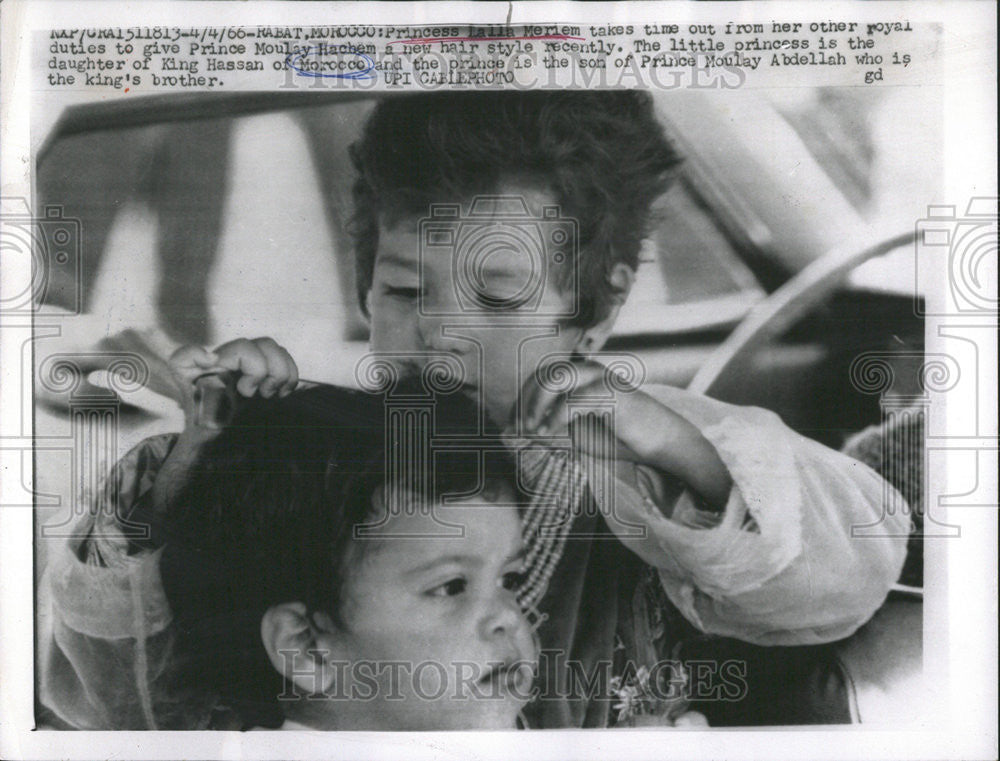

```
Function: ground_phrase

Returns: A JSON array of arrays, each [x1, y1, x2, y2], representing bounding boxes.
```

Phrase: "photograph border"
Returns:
[[2, 2, 996, 759]]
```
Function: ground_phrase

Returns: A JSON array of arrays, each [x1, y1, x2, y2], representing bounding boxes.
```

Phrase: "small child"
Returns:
[[157, 382, 537, 730]]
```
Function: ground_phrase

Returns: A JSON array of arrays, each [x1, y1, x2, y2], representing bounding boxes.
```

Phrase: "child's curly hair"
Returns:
[[350, 91, 682, 328]]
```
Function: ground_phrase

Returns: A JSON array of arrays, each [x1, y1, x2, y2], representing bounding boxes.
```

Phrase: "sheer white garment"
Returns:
[[604, 384, 908, 646]]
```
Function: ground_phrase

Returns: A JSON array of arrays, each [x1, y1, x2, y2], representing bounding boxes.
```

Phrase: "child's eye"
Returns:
[[501, 570, 526, 592], [427, 577, 467, 597]]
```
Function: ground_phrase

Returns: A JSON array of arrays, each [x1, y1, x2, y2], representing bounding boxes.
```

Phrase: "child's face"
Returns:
[[367, 185, 587, 426], [332, 495, 536, 729]]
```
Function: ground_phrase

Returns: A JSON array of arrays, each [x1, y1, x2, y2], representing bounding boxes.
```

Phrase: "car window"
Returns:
[[765, 87, 942, 298], [615, 180, 765, 336]]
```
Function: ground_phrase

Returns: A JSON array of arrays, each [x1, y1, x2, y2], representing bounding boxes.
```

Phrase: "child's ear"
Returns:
[[575, 263, 636, 354], [260, 602, 346, 696]]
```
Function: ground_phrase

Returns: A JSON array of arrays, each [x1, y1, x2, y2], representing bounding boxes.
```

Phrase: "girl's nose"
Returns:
[[416, 317, 477, 370], [416, 313, 452, 352]]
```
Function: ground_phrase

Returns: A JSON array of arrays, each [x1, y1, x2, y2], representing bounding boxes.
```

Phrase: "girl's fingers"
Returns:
[[529, 359, 611, 431], [168, 347, 222, 408], [519, 358, 598, 433], [519, 377, 564, 435], [236, 372, 262, 398], [280, 350, 299, 395], [528, 386, 562, 432], [523, 359, 574, 430], [169, 345, 219, 374], [215, 338, 265, 372], [253, 337, 298, 388], [258, 378, 281, 398], [262, 341, 299, 396], [214, 339, 269, 396], [215, 337, 300, 398]]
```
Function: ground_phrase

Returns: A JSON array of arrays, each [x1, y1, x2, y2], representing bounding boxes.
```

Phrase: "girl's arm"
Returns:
[[598, 384, 909, 646]]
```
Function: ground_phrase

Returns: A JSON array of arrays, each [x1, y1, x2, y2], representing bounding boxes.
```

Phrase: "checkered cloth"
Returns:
[[510, 440, 589, 611]]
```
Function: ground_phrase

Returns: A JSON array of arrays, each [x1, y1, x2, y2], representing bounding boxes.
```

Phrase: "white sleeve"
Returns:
[[39, 533, 173, 729], [37, 434, 180, 729], [597, 385, 909, 646]]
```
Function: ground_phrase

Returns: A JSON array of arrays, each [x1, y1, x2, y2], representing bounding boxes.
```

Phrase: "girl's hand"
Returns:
[[148, 338, 299, 518], [516, 356, 732, 511], [169, 337, 299, 427]]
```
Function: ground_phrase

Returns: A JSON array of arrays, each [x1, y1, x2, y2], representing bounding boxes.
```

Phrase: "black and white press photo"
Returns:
[[1, 2, 996, 760]]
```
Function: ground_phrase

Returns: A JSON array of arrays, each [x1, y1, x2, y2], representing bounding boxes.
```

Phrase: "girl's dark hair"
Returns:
[[350, 91, 682, 328], [159, 382, 516, 728]]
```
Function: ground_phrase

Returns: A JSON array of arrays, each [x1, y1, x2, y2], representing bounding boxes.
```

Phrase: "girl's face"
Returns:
[[330, 495, 537, 730], [366, 186, 587, 427]]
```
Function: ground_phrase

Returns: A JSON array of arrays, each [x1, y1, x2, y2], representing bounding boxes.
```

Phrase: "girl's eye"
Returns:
[[501, 570, 526, 592], [428, 577, 467, 597], [471, 289, 532, 312], [383, 285, 422, 300]]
